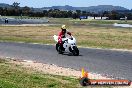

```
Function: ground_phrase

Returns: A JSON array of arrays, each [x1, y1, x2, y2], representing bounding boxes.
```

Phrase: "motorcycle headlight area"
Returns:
[[71, 43, 76, 45]]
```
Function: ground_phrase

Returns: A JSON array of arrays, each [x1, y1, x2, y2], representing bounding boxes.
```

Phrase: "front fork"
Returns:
[[70, 44, 76, 50]]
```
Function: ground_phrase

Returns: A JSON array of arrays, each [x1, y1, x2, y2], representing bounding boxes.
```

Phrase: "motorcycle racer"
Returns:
[[58, 25, 71, 44], [53, 25, 79, 55]]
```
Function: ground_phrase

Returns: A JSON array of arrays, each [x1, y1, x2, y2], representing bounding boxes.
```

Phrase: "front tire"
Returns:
[[72, 46, 79, 56]]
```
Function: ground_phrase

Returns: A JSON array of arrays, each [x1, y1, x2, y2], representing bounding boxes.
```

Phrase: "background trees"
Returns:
[[0, 2, 132, 20]]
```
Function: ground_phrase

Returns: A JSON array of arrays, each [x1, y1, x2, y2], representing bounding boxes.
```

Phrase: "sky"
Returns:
[[0, 0, 132, 9]]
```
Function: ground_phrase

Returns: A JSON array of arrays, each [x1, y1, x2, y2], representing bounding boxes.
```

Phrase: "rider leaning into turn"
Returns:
[[58, 25, 71, 45]]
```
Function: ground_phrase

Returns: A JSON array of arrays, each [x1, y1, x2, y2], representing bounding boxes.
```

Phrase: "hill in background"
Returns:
[[0, 3, 11, 8], [0, 3, 129, 13], [42, 5, 128, 12]]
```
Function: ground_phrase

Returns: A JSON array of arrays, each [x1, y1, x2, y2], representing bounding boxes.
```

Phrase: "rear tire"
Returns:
[[72, 46, 79, 56], [57, 44, 64, 54], [56, 43, 59, 51], [58, 46, 64, 54]]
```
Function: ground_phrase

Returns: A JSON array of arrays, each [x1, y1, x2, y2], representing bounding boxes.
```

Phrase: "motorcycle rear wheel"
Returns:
[[56, 43, 59, 51], [56, 44, 64, 54]]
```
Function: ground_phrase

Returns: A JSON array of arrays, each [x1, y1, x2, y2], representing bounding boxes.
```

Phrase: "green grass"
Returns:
[[70, 19, 132, 25], [0, 59, 80, 88], [0, 36, 53, 44], [0, 18, 132, 50], [0, 58, 113, 88]]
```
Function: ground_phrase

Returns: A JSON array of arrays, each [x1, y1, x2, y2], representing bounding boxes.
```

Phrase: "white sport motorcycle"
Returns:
[[53, 35, 79, 56]]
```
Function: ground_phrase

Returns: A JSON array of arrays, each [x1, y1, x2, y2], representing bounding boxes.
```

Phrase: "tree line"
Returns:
[[0, 2, 132, 20]]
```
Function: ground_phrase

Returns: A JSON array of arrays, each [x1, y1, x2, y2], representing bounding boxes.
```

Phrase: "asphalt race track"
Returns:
[[0, 17, 49, 24], [0, 42, 132, 80]]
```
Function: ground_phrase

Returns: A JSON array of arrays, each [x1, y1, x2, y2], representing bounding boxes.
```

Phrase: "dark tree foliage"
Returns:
[[0, 2, 132, 20]]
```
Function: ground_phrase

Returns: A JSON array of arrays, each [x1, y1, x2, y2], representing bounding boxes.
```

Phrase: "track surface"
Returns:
[[0, 18, 49, 24], [0, 42, 132, 80]]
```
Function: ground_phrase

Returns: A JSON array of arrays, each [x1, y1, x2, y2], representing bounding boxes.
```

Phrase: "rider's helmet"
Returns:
[[61, 25, 66, 33]]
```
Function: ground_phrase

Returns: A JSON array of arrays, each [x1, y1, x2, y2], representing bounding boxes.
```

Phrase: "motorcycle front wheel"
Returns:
[[72, 46, 79, 56]]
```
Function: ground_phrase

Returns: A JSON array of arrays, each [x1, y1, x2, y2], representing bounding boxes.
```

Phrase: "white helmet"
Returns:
[[61, 25, 66, 29]]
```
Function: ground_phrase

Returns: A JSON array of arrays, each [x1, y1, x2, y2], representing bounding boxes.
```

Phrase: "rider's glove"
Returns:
[[62, 35, 65, 38]]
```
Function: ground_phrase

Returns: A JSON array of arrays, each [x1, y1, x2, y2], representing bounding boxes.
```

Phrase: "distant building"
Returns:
[[80, 16, 87, 20], [87, 16, 109, 20], [120, 16, 127, 21]]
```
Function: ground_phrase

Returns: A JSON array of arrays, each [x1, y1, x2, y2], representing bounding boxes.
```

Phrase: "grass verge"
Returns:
[[0, 25, 131, 50], [70, 19, 132, 25], [0, 58, 80, 88], [0, 58, 114, 88]]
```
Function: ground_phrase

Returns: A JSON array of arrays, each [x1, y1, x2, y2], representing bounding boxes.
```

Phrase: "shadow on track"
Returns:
[[60, 52, 83, 56]]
